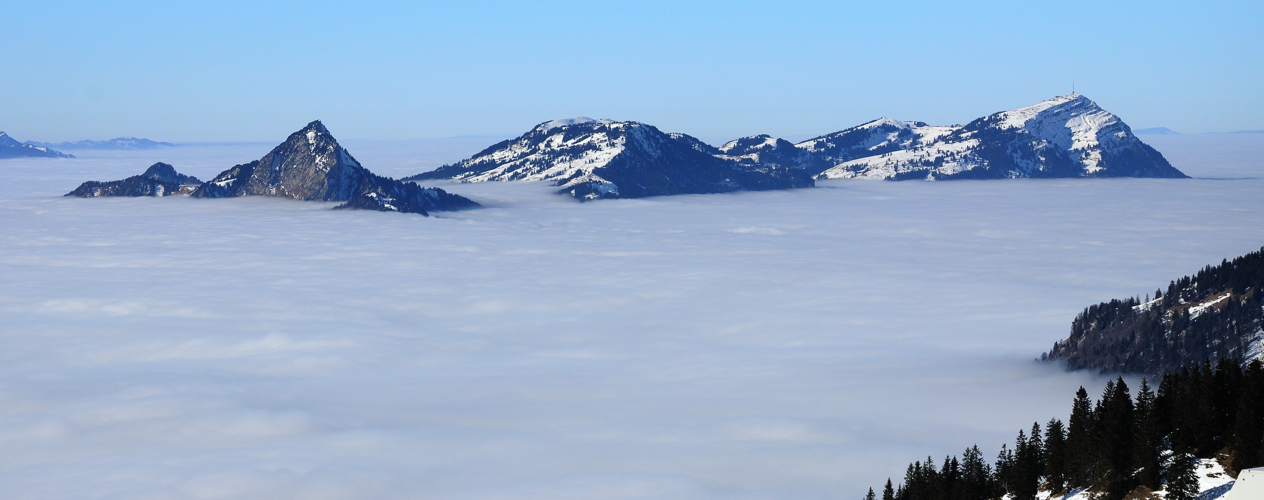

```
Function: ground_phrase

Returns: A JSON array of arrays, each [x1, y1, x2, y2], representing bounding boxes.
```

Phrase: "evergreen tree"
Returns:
[[883, 478, 895, 500], [955, 445, 991, 500], [864, 487, 876, 500], [1044, 418, 1067, 493], [1234, 360, 1264, 471], [1065, 386, 1095, 486], [1095, 378, 1135, 499], [1011, 424, 1043, 500], [1132, 378, 1161, 489], [1164, 452, 1199, 500]]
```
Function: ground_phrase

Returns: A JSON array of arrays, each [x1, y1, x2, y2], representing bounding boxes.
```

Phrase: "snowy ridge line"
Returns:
[[405, 94, 1185, 198]]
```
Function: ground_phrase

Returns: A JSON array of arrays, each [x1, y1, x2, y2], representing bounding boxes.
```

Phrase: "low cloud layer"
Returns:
[[0, 136, 1261, 499]]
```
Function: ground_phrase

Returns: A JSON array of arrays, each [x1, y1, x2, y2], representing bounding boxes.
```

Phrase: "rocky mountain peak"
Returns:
[[187, 121, 477, 215]]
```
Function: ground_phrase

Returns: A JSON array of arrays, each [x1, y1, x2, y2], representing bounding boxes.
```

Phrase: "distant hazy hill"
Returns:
[[27, 137, 174, 150], [1044, 247, 1264, 375], [1134, 127, 1180, 135], [0, 131, 73, 159]]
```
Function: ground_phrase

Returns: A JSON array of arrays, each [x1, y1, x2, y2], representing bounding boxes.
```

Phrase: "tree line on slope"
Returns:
[[1044, 247, 1264, 375], [865, 358, 1264, 500]]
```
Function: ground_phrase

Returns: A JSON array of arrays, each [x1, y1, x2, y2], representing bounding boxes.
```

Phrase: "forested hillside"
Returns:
[[1044, 247, 1264, 375], [869, 359, 1264, 500]]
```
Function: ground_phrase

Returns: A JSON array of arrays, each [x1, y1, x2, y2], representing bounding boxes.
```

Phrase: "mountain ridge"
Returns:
[[66, 162, 201, 197], [1, 131, 74, 159], [27, 137, 174, 150], [404, 118, 814, 200], [407, 94, 1184, 195]]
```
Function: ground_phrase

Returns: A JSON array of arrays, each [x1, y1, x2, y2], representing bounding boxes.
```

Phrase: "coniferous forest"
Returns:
[[1044, 247, 1264, 375], [870, 359, 1264, 500]]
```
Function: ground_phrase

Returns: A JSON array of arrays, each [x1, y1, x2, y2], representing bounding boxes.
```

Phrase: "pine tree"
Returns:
[[1096, 378, 1135, 500], [955, 445, 991, 500], [864, 487, 876, 500], [1065, 386, 1095, 486], [1165, 452, 1199, 500], [883, 478, 895, 500], [1044, 418, 1067, 493], [1133, 378, 1161, 489], [1009, 424, 1041, 500], [1234, 360, 1264, 471]]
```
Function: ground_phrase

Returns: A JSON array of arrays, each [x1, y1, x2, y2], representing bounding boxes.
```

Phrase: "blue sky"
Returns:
[[3, 1, 1261, 142]]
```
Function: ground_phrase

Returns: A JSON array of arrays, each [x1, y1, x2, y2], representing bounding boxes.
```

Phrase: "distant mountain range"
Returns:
[[1043, 247, 1264, 375], [1134, 127, 1180, 135], [27, 137, 174, 150], [0, 131, 73, 159], [406, 94, 1187, 200], [68, 121, 478, 216]]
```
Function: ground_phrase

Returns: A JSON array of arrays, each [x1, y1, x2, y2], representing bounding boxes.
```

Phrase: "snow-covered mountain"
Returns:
[[815, 94, 1186, 180], [187, 120, 479, 215], [27, 137, 174, 150], [405, 118, 814, 200], [66, 162, 201, 197], [0, 131, 73, 159]]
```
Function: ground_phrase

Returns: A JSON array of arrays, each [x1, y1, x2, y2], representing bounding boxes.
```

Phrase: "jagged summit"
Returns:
[[405, 118, 813, 200], [193, 119, 366, 201], [184, 121, 478, 215], [1, 131, 74, 159]]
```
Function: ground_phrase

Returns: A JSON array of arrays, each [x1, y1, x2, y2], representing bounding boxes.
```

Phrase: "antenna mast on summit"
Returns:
[[1072, 82, 1076, 95]]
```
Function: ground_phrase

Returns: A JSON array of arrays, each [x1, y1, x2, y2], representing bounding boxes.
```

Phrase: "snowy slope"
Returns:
[[1037, 458, 1235, 500], [816, 95, 1186, 180], [406, 118, 813, 200]]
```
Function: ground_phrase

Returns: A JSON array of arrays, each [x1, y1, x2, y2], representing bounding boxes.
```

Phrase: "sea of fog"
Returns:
[[1, 134, 1262, 499]]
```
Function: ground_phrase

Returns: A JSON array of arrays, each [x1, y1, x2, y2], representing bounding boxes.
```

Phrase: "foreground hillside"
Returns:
[[874, 361, 1264, 500]]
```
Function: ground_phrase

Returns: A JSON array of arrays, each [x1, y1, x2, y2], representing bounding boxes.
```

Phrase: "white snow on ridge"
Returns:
[[537, 117, 617, 132], [816, 94, 1141, 180], [820, 136, 984, 180], [445, 120, 679, 197]]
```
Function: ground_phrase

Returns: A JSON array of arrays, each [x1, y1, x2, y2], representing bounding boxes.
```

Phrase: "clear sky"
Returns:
[[3, 1, 1261, 143]]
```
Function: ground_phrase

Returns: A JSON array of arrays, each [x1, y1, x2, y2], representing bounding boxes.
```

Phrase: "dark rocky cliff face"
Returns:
[[191, 121, 478, 215], [1044, 247, 1264, 375], [66, 162, 201, 197]]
